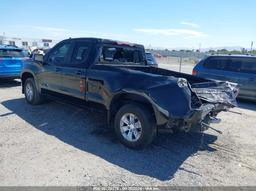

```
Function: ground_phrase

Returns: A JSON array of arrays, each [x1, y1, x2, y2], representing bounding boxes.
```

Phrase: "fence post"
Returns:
[[179, 56, 182, 72]]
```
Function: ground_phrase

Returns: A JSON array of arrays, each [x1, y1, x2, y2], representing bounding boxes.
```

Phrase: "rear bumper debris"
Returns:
[[163, 80, 239, 133]]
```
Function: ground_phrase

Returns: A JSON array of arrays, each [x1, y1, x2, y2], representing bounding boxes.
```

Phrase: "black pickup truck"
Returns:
[[21, 38, 238, 149]]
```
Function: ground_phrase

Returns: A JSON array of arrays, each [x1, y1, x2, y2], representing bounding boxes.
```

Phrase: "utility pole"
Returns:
[[0, 33, 3, 45], [179, 56, 182, 72], [251, 41, 254, 54], [199, 43, 202, 52], [2, 32, 6, 45]]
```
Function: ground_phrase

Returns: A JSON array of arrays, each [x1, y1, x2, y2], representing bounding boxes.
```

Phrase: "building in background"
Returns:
[[0, 35, 58, 50]]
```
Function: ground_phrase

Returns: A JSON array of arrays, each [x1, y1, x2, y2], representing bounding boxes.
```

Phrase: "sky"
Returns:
[[0, 0, 255, 49]]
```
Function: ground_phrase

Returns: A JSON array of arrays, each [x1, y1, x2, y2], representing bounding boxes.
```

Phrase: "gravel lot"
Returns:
[[0, 79, 256, 186]]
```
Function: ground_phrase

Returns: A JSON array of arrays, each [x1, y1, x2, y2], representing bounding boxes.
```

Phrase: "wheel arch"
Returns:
[[21, 71, 36, 93], [108, 92, 168, 127]]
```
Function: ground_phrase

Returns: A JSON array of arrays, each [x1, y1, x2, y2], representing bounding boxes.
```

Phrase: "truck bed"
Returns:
[[122, 66, 210, 84], [121, 65, 238, 107]]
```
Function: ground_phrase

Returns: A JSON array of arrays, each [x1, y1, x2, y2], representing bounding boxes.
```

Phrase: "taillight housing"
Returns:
[[192, 69, 197, 75]]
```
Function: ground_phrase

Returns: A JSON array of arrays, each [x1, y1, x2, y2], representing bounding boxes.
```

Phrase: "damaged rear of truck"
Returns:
[[112, 66, 239, 135]]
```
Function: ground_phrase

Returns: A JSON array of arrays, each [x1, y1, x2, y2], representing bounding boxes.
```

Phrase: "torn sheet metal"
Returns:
[[191, 81, 239, 107]]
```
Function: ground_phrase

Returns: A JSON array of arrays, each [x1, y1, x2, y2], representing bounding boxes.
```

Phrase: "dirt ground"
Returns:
[[0, 79, 256, 186]]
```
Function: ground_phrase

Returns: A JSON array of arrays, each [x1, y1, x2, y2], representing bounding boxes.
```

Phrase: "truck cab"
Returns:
[[23, 38, 146, 100]]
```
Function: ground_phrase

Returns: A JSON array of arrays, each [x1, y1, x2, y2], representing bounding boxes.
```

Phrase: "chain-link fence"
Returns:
[[148, 49, 206, 74], [156, 56, 202, 74]]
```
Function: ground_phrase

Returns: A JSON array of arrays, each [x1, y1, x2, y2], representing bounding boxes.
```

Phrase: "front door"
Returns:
[[38, 41, 72, 94]]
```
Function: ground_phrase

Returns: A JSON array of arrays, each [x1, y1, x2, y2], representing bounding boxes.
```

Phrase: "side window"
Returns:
[[225, 58, 242, 72], [240, 58, 256, 74], [204, 57, 226, 70], [71, 42, 91, 66], [48, 42, 71, 65]]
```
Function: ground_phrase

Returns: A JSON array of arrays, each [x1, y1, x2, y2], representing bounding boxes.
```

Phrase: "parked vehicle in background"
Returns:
[[0, 45, 28, 79], [21, 38, 238, 149], [29, 48, 50, 59], [193, 55, 256, 101], [145, 52, 158, 67]]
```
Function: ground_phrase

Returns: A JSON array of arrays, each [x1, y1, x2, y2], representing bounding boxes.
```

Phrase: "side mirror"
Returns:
[[34, 54, 44, 63]]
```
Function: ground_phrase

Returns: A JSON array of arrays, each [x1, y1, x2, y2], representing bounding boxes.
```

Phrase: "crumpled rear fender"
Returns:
[[146, 82, 194, 124], [145, 80, 239, 127]]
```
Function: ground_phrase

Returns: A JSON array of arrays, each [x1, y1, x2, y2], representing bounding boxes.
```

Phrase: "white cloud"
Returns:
[[31, 26, 70, 39], [32, 26, 128, 40], [133, 28, 209, 38], [180, 22, 200, 28], [33, 26, 69, 33]]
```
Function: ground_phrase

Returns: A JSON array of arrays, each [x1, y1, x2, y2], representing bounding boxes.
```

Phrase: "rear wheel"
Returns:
[[114, 104, 156, 149], [24, 78, 44, 105]]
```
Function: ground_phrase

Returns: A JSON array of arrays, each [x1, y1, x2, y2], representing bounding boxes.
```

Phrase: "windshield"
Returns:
[[0, 49, 26, 58]]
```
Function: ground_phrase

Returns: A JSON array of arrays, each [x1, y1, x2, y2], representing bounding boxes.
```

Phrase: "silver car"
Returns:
[[193, 55, 256, 101]]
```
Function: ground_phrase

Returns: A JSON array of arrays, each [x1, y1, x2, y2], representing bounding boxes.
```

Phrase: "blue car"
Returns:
[[145, 52, 158, 67], [193, 55, 256, 101], [0, 45, 28, 79]]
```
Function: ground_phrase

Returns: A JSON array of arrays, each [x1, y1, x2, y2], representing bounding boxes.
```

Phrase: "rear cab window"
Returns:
[[99, 45, 145, 65]]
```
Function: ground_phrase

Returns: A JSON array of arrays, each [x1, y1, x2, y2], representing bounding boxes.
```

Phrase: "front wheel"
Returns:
[[24, 78, 44, 105], [114, 104, 156, 149]]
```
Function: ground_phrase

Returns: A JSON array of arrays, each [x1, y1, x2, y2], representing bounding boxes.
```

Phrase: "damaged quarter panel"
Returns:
[[122, 71, 194, 125], [146, 80, 192, 119]]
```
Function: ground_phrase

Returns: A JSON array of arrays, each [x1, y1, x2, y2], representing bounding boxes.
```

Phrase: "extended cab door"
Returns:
[[86, 44, 146, 106], [60, 40, 92, 99], [38, 41, 72, 93]]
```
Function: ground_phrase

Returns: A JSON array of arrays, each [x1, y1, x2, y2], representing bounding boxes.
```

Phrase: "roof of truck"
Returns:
[[67, 37, 144, 48]]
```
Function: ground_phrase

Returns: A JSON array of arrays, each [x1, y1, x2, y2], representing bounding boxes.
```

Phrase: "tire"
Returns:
[[114, 104, 156, 149], [24, 78, 44, 105]]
